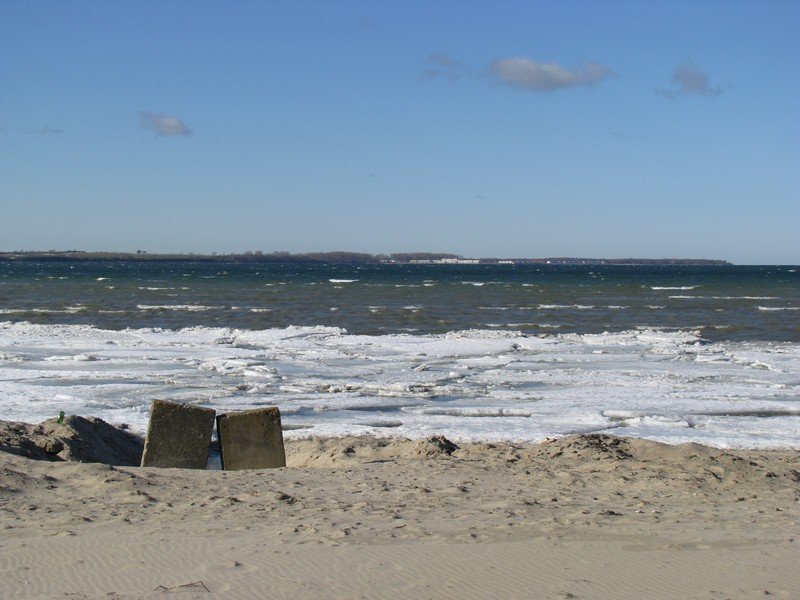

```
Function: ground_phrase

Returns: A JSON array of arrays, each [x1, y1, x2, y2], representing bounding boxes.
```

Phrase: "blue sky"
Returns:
[[1, 1, 798, 263]]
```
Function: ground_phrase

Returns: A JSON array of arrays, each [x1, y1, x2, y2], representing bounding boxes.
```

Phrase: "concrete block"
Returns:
[[216, 407, 286, 470], [141, 400, 215, 469]]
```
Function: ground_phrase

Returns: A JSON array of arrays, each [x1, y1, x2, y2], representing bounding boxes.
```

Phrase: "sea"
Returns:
[[1, 261, 798, 448]]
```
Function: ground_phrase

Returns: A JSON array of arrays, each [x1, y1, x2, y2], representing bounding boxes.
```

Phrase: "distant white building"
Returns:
[[408, 258, 480, 265]]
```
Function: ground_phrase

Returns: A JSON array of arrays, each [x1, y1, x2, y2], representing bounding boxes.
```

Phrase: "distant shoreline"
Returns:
[[0, 251, 733, 266]]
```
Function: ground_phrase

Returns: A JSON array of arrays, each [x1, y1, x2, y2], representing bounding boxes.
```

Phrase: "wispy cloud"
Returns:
[[421, 53, 470, 82], [26, 125, 64, 134], [656, 63, 723, 98], [139, 111, 191, 136], [489, 57, 611, 92]]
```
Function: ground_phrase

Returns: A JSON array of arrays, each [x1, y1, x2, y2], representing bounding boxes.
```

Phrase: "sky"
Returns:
[[1, 1, 798, 264]]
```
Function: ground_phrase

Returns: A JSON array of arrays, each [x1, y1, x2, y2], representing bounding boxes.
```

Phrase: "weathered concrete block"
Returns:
[[141, 400, 215, 469], [216, 407, 286, 470]]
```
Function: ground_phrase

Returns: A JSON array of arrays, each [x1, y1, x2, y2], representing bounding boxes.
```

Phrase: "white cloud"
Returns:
[[489, 57, 611, 91], [656, 63, 723, 98], [139, 111, 191, 136]]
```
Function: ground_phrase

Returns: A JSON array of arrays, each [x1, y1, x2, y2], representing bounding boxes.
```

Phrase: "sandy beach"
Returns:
[[1, 422, 798, 599]]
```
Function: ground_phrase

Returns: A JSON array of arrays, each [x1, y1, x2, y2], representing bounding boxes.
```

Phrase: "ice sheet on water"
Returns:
[[406, 407, 534, 418], [0, 322, 798, 448]]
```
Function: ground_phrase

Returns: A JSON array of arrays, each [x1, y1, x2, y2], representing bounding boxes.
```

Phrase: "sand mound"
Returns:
[[531, 433, 731, 463], [0, 415, 143, 466], [285, 434, 460, 467], [407, 435, 460, 457], [534, 433, 638, 460]]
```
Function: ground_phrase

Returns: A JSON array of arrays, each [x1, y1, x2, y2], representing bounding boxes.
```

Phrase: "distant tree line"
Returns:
[[0, 250, 732, 266], [0, 250, 466, 264]]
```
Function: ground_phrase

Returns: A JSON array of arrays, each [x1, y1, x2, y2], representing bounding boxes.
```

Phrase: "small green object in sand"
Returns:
[[56, 411, 65, 424]]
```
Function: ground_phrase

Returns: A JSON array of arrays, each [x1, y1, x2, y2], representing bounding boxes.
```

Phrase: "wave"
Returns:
[[136, 304, 224, 311], [538, 304, 596, 310], [460, 281, 503, 286], [0, 307, 86, 314], [670, 296, 779, 300]]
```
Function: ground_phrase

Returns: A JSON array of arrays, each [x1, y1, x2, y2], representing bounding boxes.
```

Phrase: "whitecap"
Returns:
[[0, 307, 85, 314], [671, 295, 779, 300], [136, 304, 223, 311], [538, 304, 596, 310]]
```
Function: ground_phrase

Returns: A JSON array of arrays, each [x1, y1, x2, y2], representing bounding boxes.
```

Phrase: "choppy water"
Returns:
[[1, 261, 798, 447], [1, 262, 799, 339]]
